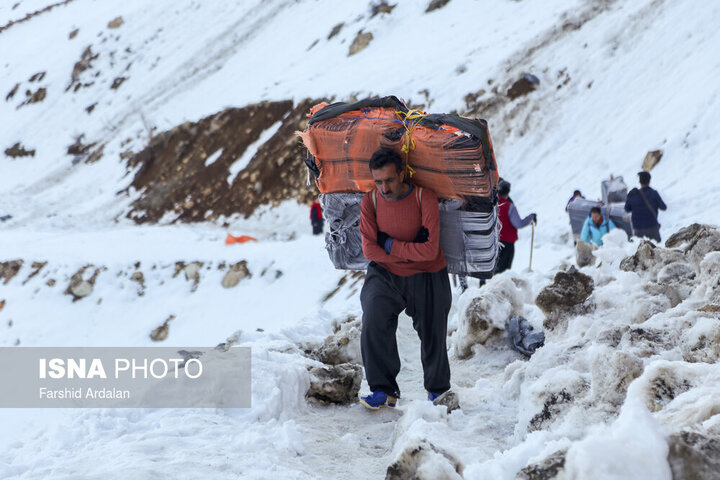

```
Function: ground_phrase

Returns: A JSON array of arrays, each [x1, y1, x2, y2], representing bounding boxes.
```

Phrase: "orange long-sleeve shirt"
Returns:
[[359, 185, 446, 276]]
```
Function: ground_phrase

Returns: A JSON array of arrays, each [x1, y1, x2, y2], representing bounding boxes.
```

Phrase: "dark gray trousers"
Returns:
[[360, 262, 452, 398]]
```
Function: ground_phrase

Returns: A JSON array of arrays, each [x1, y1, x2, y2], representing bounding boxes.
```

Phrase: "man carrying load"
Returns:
[[580, 206, 616, 246], [358, 149, 452, 410]]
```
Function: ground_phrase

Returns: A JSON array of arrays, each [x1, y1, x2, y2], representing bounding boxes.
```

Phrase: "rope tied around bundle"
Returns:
[[395, 109, 427, 178]]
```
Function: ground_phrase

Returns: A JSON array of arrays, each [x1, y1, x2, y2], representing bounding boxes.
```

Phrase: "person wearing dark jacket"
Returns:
[[497, 180, 536, 273], [310, 196, 323, 235], [624, 171, 666, 242]]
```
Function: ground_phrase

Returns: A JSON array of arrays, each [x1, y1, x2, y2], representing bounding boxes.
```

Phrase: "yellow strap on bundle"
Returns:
[[395, 109, 427, 178]]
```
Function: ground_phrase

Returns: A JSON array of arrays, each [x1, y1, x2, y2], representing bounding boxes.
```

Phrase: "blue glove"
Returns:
[[383, 237, 394, 254], [377, 231, 393, 254]]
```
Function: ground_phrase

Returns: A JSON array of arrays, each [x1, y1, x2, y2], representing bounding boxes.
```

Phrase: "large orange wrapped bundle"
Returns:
[[297, 96, 499, 200]]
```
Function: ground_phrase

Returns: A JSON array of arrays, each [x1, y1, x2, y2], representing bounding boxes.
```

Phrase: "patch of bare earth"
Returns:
[[124, 98, 322, 223]]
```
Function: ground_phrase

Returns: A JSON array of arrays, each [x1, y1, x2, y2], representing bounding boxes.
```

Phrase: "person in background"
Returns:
[[624, 171, 666, 242], [310, 195, 324, 235], [565, 189, 584, 211], [497, 180, 536, 273], [580, 206, 616, 246]]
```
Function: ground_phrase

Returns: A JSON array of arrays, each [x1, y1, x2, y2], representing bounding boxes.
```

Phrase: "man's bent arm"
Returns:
[[389, 190, 441, 262], [509, 203, 534, 229], [360, 194, 402, 262]]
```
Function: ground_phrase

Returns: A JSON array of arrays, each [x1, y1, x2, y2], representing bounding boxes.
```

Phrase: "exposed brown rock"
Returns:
[[306, 363, 363, 404], [183, 262, 203, 291], [665, 224, 720, 265], [221, 261, 251, 288], [371, 2, 396, 16], [386, 439, 463, 480], [426, 0, 451, 13], [590, 350, 644, 407], [455, 277, 529, 358], [309, 315, 362, 366], [130, 271, 145, 296], [29, 72, 46, 82], [67, 46, 99, 92], [698, 304, 720, 313], [19, 87, 47, 106], [576, 240, 596, 267], [85, 145, 104, 164], [327, 22, 344, 40], [507, 73, 540, 100], [65, 266, 102, 301], [644, 365, 692, 412], [620, 240, 684, 276], [667, 430, 720, 480], [4, 143, 35, 158], [515, 449, 567, 480], [110, 77, 126, 90], [150, 314, 175, 342], [643, 282, 692, 310], [622, 326, 673, 359], [124, 99, 321, 222], [5, 83, 19, 101], [348, 31, 373, 56], [642, 150, 663, 172], [23, 261, 47, 284], [107, 16, 124, 29], [432, 390, 461, 413], [0, 260, 23, 284], [535, 266, 594, 329], [67, 135, 96, 155], [529, 390, 576, 432]]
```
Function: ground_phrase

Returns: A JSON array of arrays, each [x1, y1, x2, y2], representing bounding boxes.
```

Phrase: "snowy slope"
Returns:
[[1, 0, 720, 478]]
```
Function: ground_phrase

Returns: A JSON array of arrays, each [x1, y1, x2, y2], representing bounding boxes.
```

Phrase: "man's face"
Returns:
[[591, 211, 602, 224], [371, 163, 405, 201]]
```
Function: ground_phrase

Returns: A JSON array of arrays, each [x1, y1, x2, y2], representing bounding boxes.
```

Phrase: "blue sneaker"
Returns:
[[428, 391, 444, 402], [360, 391, 397, 410]]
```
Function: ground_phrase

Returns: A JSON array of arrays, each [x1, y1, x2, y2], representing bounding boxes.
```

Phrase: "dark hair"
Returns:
[[369, 149, 402, 173], [638, 171, 651, 185], [498, 179, 511, 196], [573, 190, 582, 196], [590, 206, 602, 214]]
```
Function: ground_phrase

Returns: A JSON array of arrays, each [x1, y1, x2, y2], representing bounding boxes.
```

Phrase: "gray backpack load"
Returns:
[[321, 193, 499, 277], [601, 176, 628, 205], [322, 193, 367, 271], [567, 199, 632, 238], [439, 199, 499, 277]]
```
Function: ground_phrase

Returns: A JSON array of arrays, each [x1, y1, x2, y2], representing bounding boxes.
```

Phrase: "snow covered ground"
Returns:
[[2, 0, 720, 478]]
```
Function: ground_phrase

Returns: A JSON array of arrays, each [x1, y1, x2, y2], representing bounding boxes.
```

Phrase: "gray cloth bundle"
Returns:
[[321, 193, 368, 270], [507, 315, 545, 356], [439, 200, 499, 276], [320, 192, 499, 276], [567, 198, 632, 238]]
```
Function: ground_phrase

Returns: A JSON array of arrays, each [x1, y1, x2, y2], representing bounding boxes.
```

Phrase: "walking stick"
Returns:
[[529, 221, 535, 272]]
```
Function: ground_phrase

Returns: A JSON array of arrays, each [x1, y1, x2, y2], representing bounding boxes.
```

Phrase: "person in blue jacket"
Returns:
[[624, 171, 667, 242], [580, 206, 616, 246]]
